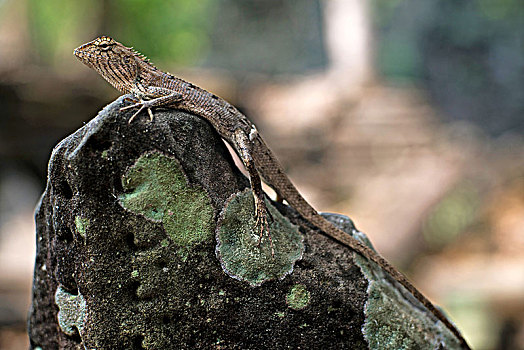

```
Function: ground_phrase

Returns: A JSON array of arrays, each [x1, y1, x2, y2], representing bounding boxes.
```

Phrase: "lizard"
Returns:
[[74, 36, 470, 349]]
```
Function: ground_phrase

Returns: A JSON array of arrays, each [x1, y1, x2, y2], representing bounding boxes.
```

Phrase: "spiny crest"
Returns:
[[126, 43, 158, 71], [130, 48, 152, 64]]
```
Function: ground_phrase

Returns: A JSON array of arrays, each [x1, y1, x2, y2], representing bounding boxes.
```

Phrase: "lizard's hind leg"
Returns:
[[233, 130, 275, 256]]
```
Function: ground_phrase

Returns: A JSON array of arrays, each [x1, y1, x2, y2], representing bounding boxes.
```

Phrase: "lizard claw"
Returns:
[[121, 100, 155, 123], [147, 107, 154, 122], [254, 195, 274, 256], [123, 104, 145, 123]]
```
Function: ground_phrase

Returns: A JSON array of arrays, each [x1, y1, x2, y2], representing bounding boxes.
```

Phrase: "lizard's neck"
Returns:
[[134, 62, 165, 90]]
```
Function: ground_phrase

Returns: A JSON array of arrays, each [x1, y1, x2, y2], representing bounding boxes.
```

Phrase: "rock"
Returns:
[[28, 96, 463, 349]]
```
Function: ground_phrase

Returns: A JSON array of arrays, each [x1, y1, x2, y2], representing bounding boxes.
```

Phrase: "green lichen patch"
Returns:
[[356, 256, 463, 349], [216, 189, 304, 286], [55, 285, 87, 337], [74, 216, 89, 239], [286, 284, 311, 310], [321, 213, 464, 349], [119, 151, 215, 257]]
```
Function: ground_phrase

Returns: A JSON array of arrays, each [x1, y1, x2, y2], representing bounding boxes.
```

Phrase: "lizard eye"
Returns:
[[99, 42, 111, 50]]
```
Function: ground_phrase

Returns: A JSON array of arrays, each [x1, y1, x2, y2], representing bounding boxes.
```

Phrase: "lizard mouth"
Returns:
[[73, 46, 96, 68], [73, 42, 94, 58], [73, 46, 87, 60]]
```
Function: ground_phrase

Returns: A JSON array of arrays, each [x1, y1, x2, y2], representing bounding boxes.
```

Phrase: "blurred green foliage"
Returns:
[[25, 0, 325, 75], [28, 0, 216, 67], [107, 0, 216, 65], [29, 0, 100, 64], [422, 182, 480, 249], [206, 0, 325, 75], [372, 0, 524, 136], [372, 0, 524, 80]]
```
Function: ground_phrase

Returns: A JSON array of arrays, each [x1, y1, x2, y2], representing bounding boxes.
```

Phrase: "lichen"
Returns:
[[321, 213, 463, 349], [358, 254, 463, 349], [55, 285, 87, 337], [286, 284, 310, 310], [74, 216, 89, 239], [119, 151, 215, 258], [216, 189, 304, 286]]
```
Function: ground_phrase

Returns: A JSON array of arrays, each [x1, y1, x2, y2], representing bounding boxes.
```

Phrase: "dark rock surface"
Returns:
[[28, 96, 463, 349]]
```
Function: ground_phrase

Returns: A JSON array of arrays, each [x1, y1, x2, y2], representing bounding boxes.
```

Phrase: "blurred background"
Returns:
[[0, 0, 523, 348]]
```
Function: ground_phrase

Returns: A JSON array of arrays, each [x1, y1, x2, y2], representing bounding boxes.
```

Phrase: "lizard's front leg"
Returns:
[[121, 87, 183, 123], [233, 130, 275, 256]]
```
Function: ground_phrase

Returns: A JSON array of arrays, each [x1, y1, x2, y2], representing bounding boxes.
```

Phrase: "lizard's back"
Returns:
[[141, 67, 254, 136]]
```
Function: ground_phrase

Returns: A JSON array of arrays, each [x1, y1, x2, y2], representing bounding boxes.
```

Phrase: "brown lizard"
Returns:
[[74, 36, 470, 349]]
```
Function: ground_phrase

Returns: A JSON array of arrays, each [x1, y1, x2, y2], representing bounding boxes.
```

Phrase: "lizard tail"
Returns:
[[311, 214, 471, 350], [251, 135, 471, 350]]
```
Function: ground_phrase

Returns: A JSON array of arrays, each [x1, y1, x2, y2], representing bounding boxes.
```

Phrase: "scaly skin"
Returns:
[[74, 36, 470, 349]]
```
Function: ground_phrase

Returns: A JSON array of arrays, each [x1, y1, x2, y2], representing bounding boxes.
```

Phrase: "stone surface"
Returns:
[[28, 95, 464, 349]]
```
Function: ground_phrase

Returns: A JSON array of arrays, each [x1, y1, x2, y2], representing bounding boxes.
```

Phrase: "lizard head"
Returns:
[[74, 36, 153, 92]]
